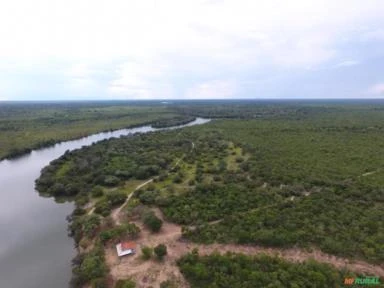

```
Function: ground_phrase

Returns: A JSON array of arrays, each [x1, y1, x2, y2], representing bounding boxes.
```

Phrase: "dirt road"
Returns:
[[105, 209, 384, 288], [111, 179, 154, 225], [111, 141, 195, 225]]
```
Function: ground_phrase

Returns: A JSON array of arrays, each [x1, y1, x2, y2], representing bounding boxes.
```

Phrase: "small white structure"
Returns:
[[116, 241, 136, 257]]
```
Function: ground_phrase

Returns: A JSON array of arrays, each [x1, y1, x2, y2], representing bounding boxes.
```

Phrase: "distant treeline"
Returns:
[[3, 118, 186, 161], [0, 102, 188, 160], [151, 116, 196, 128]]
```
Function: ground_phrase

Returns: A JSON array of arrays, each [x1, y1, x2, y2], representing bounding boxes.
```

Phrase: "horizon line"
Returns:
[[1, 98, 384, 102]]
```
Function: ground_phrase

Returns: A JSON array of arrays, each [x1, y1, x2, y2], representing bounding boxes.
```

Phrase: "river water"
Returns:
[[0, 118, 210, 288]]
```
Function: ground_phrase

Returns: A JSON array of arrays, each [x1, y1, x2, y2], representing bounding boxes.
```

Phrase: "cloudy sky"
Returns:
[[0, 0, 384, 100]]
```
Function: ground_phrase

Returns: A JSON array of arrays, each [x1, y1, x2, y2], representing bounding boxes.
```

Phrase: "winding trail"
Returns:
[[111, 141, 195, 225], [361, 170, 380, 177], [112, 179, 154, 225], [105, 139, 384, 286]]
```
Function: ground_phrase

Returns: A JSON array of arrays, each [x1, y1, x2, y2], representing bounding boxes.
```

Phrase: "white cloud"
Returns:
[[1, 0, 382, 62], [62, 63, 108, 96], [185, 80, 237, 99], [368, 83, 384, 96], [66, 63, 102, 80], [108, 60, 174, 99], [0, 0, 384, 99], [335, 60, 360, 68], [362, 29, 384, 41]]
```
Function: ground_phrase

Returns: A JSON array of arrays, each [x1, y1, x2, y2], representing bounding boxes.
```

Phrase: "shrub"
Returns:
[[104, 175, 120, 186], [73, 207, 86, 216], [75, 193, 89, 207], [138, 190, 159, 205], [99, 223, 140, 244], [82, 214, 101, 238], [91, 186, 104, 197], [235, 156, 244, 163], [173, 175, 183, 183], [94, 199, 112, 217], [106, 191, 127, 207], [91, 278, 107, 288], [143, 211, 163, 233], [141, 246, 153, 260], [154, 244, 167, 260], [213, 175, 221, 182], [115, 279, 136, 288], [72, 246, 107, 285], [160, 280, 176, 288]]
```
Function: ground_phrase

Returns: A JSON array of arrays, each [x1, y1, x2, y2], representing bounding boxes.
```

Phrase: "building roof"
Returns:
[[121, 241, 136, 251], [116, 242, 136, 257]]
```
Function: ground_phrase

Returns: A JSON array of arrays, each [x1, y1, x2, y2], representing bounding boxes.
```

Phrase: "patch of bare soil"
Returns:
[[106, 208, 189, 288], [106, 211, 384, 287]]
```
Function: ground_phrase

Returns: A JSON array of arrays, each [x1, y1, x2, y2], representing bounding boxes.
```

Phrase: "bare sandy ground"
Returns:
[[105, 208, 384, 288], [106, 208, 189, 288]]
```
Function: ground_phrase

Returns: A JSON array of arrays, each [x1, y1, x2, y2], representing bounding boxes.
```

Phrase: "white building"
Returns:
[[116, 241, 136, 257]]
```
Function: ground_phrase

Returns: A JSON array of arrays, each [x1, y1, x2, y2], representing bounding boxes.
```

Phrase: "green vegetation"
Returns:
[[68, 203, 140, 286], [176, 113, 384, 263], [69, 214, 101, 243], [141, 246, 153, 260], [36, 130, 191, 199], [71, 245, 108, 288], [0, 101, 182, 160], [154, 244, 167, 260], [161, 183, 280, 225], [173, 100, 303, 119], [160, 280, 177, 288], [115, 279, 136, 288], [99, 223, 140, 244], [142, 210, 163, 232], [106, 191, 127, 207], [177, 251, 358, 288], [184, 185, 383, 261], [151, 115, 196, 128], [34, 102, 384, 285]]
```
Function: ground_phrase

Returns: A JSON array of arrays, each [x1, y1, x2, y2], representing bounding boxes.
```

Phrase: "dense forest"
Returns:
[[0, 101, 182, 160], [34, 102, 384, 286], [151, 115, 196, 128], [36, 130, 192, 199], [178, 251, 356, 288]]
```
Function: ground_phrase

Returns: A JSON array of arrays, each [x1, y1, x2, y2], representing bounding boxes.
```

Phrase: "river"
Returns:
[[0, 117, 210, 288]]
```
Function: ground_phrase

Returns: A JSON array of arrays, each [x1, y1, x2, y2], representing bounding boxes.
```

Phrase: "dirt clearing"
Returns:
[[105, 208, 384, 288]]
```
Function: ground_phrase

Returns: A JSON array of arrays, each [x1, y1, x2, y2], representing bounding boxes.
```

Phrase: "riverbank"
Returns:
[[32, 113, 384, 287], [150, 116, 196, 129], [1, 116, 190, 161], [31, 118, 210, 287], [0, 102, 187, 161]]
